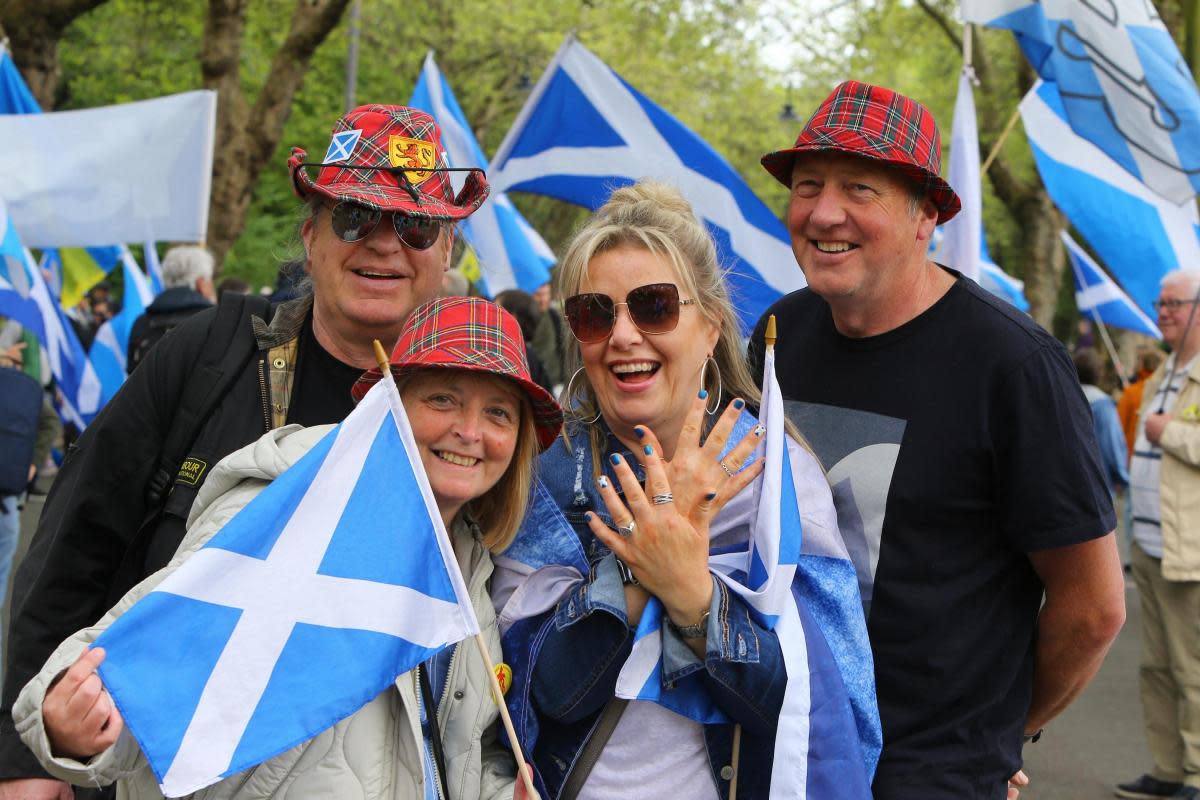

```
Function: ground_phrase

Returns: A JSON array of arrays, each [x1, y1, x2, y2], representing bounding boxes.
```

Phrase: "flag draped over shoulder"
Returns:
[[409, 53, 555, 295], [487, 36, 802, 333], [94, 374, 481, 797], [1064, 231, 1161, 339], [1019, 80, 1200, 318], [963, 0, 1200, 204], [0, 197, 101, 427], [89, 247, 157, 404]]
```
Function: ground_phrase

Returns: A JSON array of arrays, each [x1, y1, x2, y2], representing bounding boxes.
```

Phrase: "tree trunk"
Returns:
[[0, 0, 109, 109], [202, 0, 353, 271], [1014, 192, 1065, 330]]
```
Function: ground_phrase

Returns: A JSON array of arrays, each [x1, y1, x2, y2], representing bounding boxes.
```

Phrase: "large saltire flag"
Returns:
[[1019, 80, 1200, 318], [613, 347, 879, 797], [409, 52, 555, 296], [1064, 231, 1161, 339], [487, 36, 802, 332], [0, 196, 101, 427], [962, 0, 1200, 204], [89, 246, 158, 405], [94, 373, 481, 796]]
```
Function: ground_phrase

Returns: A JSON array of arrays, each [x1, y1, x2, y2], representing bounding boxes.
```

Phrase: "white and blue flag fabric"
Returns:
[[93, 373, 481, 797], [1020, 80, 1200, 318], [0, 197, 101, 428], [142, 242, 164, 295], [935, 68, 985, 285], [1064, 230, 1161, 339], [409, 52, 555, 296], [0, 44, 38, 115], [928, 227, 1029, 311], [487, 36, 803, 332], [962, 0, 1200, 204], [89, 246, 157, 404]]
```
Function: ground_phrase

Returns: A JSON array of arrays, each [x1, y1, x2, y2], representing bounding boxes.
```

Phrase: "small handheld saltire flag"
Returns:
[[90, 246, 158, 405], [94, 373, 481, 796], [1019, 80, 1200, 319], [614, 345, 878, 797], [409, 52, 555, 295], [0, 197, 100, 428], [1064, 231, 1161, 339], [488, 35, 802, 332], [962, 0, 1200, 204]]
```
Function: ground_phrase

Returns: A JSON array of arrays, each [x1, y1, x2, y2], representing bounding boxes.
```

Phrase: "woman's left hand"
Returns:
[[586, 443, 720, 629]]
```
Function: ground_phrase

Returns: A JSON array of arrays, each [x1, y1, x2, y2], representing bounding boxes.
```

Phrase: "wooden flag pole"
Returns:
[[371, 339, 538, 799], [766, 314, 777, 351]]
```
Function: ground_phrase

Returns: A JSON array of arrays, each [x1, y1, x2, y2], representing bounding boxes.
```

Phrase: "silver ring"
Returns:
[[652, 492, 674, 505], [617, 520, 636, 537], [719, 461, 736, 478]]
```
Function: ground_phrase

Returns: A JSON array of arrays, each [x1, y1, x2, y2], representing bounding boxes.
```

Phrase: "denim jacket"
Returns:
[[493, 417, 879, 799]]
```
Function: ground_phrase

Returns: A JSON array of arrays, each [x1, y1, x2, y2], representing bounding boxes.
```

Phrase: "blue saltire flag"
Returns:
[[0, 196, 101, 427], [929, 227, 1029, 311], [487, 36, 803, 333], [0, 44, 38, 114], [1064, 231, 1161, 339], [410, 52, 555, 296], [143, 241, 164, 295], [90, 246, 157, 404], [94, 373, 482, 796], [1019, 80, 1200, 319], [962, 0, 1200, 204]]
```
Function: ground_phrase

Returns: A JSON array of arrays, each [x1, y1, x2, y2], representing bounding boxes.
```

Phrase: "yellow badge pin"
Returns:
[[388, 135, 436, 184], [494, 663, 512, 701]]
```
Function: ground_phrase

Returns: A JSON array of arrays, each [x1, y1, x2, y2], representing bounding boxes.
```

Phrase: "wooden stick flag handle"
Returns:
[[766, 314, 777, 351], [372, 339, 390, 375], [473, 633, 538, 799]]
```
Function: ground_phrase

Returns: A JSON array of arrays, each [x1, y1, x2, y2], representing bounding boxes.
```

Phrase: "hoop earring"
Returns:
[[699, 356, 722, 415], [563, 366, 602, 424]]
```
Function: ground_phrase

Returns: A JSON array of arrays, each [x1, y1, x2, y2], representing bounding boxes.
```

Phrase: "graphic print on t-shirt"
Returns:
[[784, 400, 904, 616]]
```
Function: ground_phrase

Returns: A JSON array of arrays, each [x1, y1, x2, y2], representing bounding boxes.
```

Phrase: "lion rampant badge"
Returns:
[[388, 135, 437, 184]]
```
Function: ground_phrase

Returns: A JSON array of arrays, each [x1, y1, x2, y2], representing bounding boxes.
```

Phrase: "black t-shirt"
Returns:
[[748, 275, 1114, 800], [286, 316, 362, 427]]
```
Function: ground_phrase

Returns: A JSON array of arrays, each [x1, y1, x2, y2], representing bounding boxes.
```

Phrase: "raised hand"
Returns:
[[42, 648, 124, 761]]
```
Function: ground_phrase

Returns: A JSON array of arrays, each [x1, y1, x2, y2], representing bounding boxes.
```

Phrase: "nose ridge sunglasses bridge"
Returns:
[[564, 283, 698, 343], [328, 201, 443, 251]]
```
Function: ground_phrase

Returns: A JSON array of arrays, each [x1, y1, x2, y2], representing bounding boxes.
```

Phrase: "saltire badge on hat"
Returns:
[[323, 129, 363, 164]]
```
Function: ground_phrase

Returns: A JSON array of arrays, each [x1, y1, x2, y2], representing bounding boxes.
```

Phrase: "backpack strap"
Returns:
[[144, 293, 271, 509]]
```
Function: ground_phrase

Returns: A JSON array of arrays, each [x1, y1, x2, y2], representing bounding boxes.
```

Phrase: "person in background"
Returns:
[[493, 289, 553, 394], [215, 276, 251, 300], [1120, 346, 1168, 463], [1119, 270, 1200, 800], [1073, 348, 1129, 495], [126, 245, 217, 374], [529, 280, 567, 393]]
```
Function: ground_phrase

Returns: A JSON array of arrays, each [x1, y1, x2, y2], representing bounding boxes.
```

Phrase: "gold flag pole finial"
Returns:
[[371, 340, 391, 375], [765, 314, 777, 350]]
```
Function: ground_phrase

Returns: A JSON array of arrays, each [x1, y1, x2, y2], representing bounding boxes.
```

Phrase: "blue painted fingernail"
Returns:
[[705, 491, 717, 501], [643, 444, 653, 456], [610, 454, 621, 465], [634, 426, 644, 438], [698, 389, 708, 399], [597, 475, 609, 489], [733, 398, 745, 410], [584, 512, 593, 522]]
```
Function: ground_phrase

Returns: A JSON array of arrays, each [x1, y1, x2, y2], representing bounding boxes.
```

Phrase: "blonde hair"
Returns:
[[556, 180, 804, 461], [398, 370, 538, 553]]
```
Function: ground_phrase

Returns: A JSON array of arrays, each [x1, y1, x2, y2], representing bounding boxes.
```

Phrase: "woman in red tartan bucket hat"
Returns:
[[761, 80, 961, 223]]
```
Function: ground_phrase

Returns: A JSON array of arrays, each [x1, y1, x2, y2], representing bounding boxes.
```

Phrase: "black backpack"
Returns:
[[127, 306, 208, 374]]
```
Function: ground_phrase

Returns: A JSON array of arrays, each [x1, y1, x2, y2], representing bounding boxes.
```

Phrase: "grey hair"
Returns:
[[1162, 270, 1200, 297], [161, 245, 214, 289]]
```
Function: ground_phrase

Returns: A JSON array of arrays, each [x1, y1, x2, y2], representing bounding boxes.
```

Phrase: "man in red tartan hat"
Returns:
[[0, 105, 491, 800], [748, 81, 1125, 800]]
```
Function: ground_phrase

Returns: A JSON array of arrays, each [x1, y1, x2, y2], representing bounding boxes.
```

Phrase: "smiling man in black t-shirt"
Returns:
[[749, 80, 1126, 800]]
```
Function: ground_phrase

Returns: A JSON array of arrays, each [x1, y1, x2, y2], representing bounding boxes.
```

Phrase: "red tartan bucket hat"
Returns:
[[353, 296, 564, 450], [288, 105, 489, 221], [761, 80, 961, 223]]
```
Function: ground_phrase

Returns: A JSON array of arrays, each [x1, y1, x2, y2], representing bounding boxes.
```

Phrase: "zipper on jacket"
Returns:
[[257, 357, 271, 432], [416, 669, 447, 800]]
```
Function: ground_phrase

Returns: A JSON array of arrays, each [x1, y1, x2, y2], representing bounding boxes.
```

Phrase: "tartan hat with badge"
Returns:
[[288, 104, 489, 221], [761, 80, 961, 223], [352, 296, 564, 450]]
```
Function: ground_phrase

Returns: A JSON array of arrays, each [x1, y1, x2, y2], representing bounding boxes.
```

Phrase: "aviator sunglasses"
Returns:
[[328, 200, 443, 251], [564, 283, 698, 343]]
